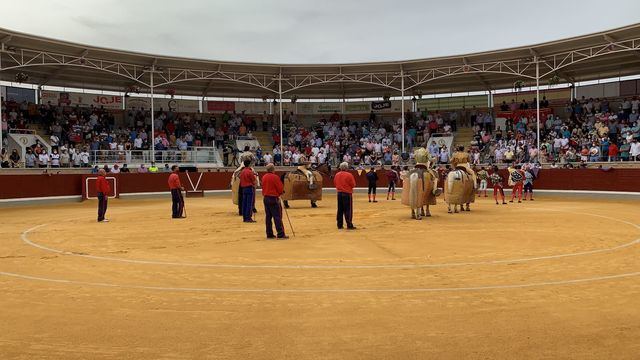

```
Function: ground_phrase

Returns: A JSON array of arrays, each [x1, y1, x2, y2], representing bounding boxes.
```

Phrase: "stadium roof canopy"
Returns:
[[1, 23, 639, 100]]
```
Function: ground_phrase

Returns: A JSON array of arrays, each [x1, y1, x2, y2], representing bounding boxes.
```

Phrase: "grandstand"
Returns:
[[1, 20, 640, 360]]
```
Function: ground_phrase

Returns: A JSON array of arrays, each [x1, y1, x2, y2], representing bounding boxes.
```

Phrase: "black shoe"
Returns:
[[277, 236, 289, 240], [518, 201, 522, 203], [373, 200, 378, 203], [346, 226, 357, 230], [337, 226, 344, 229], [244, 220, 257, 223], [311, 203, 318, 208]]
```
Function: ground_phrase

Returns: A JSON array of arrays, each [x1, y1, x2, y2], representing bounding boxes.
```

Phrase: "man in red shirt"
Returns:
[[239, 160, 257, 222], [608, 142, 619, 162], [334, 162, 356, 230], [168, 165, 185, 218], [96, 169, 111, 222], [261, 163, 287, 239]]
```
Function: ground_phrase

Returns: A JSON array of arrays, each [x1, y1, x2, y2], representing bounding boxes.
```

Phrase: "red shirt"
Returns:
[[239, 167, 255, 187], [608, 144, 618, 157], [261, 173, 283, 197], [96, 176, 111, 195], [334, 170, 356, 194], [168, 173, 182, 189]]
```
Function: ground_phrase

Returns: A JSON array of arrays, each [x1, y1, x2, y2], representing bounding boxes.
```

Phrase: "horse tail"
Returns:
[[447, 171, 455, 193], [409, 172, 419, 209]]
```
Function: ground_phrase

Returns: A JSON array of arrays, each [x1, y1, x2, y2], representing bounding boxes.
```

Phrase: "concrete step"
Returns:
[[252, 131, 273, 149], [453, 127, 476, 148]]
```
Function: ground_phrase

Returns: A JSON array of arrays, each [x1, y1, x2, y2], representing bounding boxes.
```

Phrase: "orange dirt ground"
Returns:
[[0, 193, 639, 359]]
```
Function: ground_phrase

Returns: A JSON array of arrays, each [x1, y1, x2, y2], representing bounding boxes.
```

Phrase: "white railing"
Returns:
[[8, 129, 37, 135], [90, 147, 223, 166]]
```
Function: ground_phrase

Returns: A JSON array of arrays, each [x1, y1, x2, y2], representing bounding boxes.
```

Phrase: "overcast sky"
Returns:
[[1, 0, 639, 64]]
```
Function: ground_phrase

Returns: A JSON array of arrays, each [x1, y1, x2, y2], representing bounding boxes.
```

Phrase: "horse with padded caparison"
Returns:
[[401, 148, 441, 219], [280, 162, 331, 208]]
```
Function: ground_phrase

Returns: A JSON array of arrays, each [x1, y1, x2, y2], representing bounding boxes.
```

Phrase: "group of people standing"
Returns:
[[475, 164, 535, 204], [92, 154, 536, 238]]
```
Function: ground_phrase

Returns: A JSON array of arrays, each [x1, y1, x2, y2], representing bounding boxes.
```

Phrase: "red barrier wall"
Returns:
[[0, 169, 638, 200]]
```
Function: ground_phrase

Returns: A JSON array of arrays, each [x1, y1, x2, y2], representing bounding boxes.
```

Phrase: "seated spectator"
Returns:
[[9, 149, 21, 168], [0, 148, 8, 168]]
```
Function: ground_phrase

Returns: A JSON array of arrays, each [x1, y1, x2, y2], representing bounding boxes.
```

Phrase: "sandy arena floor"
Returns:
[[0, 192, 639, 359]]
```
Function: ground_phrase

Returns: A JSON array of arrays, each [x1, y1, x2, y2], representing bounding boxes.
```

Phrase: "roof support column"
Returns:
[[535, 56, 540, 158], [400, 68, 405, 155], [150, 68, 155, 164], [278, 74, 284, 166]]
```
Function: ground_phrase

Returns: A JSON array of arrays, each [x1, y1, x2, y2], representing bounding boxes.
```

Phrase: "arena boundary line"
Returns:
[[1, 270, 639, 293], [1, 189, 639, 207], [18, 209, 640, 270]]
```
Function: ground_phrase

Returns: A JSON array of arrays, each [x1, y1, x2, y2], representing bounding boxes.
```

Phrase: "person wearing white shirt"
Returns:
[[318, 151, 327, 164], [630, 140, 640, 161], [80, 150, 90, 167], [38, 150, 50, 168], [50, 150, 60, 168], [292, 152, 301, 165]]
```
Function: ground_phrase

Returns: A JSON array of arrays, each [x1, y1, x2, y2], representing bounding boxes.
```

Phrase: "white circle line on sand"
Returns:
[[18, 208, 640, 269], [1, 270, 639, 293]]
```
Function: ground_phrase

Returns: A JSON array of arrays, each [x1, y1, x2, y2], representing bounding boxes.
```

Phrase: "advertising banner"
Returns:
[[495, 108, 554, 123], [493, 88, 570, 106], [345, 103, 369, 113], [371, 100, 392, 110], [3, 86, 36, 103], [206, 101, 236, 112], [40, 90, 123, 110], [235, 102, 270, 114], [125, 97, 199, 112], [315, 103, 341, 113]]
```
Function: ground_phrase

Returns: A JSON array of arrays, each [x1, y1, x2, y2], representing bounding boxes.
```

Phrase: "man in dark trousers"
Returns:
[[334, 162, 356, 230], [96, 169, 111, 222], [366, 167, 378, 203], [261, 163, 288, 239], [168, 165, 185, 218], [239, 160, 257, 223]]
